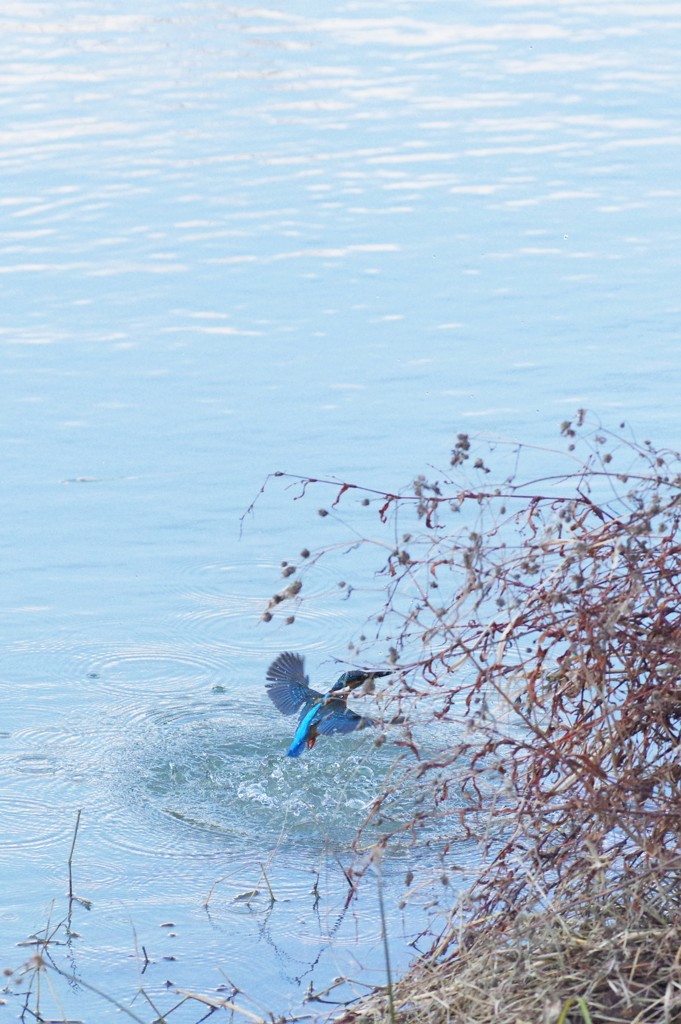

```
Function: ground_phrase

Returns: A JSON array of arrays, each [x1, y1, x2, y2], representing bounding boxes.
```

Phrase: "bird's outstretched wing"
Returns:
[[315, 700, 376, 735], [266, 651, 322, 716], [266, 651, 309, 686]]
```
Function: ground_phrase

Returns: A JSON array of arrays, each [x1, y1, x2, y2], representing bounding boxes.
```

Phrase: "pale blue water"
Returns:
[[2, 0, 681, 1020]]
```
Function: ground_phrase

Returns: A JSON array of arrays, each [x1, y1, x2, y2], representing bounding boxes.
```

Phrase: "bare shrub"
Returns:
[[258, 413, 681, 1023]]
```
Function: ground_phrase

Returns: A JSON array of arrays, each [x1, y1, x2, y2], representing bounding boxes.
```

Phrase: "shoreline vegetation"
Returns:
[[7, 413, 680, 1023], [260, 413, 681, 1024]]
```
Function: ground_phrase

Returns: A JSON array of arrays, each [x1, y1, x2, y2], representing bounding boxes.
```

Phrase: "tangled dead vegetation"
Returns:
[[340, 907, 681, 1024], [261, 412, 681, 1024]]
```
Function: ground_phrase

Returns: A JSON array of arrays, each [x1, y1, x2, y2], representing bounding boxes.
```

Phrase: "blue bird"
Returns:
[[265, 651, 391, 757]]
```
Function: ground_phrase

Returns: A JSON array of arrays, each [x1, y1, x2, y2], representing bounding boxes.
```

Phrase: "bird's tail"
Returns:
[[286, 737, 306, 758]]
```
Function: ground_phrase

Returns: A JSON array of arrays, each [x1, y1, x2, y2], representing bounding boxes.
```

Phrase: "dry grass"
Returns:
[[342, 910, 681, 1024]]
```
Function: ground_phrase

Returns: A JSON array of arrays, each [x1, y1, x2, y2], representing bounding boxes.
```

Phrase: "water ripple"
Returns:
[[167, 559, 359, 655], [0, 793, 65, 853], [82, 643, 226, 696]]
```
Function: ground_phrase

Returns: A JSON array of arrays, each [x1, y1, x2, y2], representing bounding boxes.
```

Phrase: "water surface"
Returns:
[[2, 0, 681, 1020]]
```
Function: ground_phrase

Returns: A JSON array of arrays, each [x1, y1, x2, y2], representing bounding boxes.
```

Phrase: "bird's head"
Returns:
[[331, 668, 391, 695]]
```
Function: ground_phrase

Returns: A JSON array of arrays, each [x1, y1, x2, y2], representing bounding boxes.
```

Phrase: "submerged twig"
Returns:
[[175, 989, 269, 1022]]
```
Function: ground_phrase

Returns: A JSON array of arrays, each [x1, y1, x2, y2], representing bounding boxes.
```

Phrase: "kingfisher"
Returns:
[[265, 651, 391, 757]]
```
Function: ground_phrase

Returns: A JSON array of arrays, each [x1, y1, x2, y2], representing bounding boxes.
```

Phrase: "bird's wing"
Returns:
[[265, 651, 320, 716], [315, 700, 376, 735], [266, 651, 309, 686], [266, 681, 322, 717]]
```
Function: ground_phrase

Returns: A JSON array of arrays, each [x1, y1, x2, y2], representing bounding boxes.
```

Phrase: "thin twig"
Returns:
[[67, 810, 82, 904], [259, 862, 276, 904], [375, 861, 395, 1024]]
